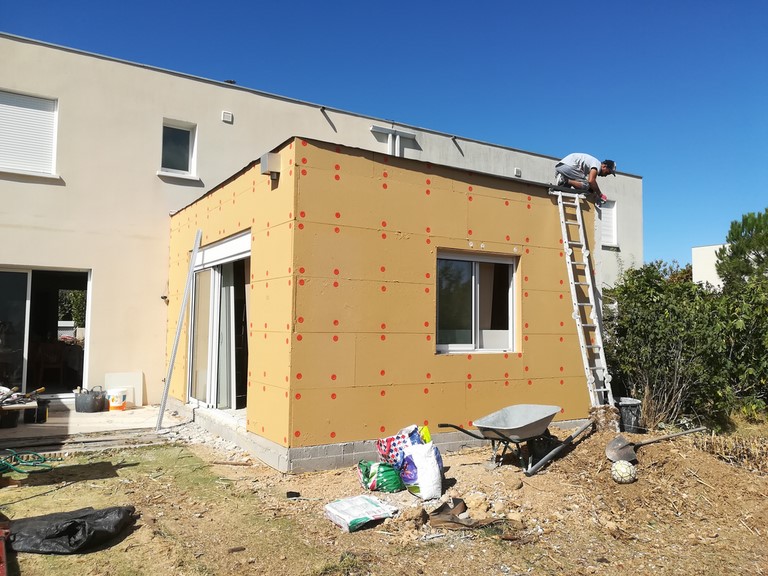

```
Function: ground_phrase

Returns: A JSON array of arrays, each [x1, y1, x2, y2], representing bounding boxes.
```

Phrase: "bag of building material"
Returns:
[[375, 424, 432, 469], [324, 495, 398, 532], [357, 460, 405, 493], [399, 442, 444, 500]]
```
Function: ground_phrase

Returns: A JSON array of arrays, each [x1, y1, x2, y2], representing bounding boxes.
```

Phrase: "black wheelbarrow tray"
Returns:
[[438, 404, 593, 475]]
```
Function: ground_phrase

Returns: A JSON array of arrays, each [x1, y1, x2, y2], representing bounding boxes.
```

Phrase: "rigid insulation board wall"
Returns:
[[168, 137, 596, 450], [289, 138, 594, 447]]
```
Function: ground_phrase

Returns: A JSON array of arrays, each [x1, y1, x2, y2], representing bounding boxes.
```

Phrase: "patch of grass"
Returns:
[[314, 551, 373, 576]]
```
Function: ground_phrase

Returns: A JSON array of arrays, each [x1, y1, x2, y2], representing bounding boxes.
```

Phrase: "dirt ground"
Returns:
[[1, 422, 766, 576]]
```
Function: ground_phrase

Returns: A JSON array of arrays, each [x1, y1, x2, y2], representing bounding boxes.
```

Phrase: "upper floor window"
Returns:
[[601, 200, 617, 247], [436, 252, 516, 353], [0, 90, 57, 176], [159, 119, 197, 177]]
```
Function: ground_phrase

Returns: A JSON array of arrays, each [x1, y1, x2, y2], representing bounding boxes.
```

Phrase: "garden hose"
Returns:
[[0, 450, 60, 474]]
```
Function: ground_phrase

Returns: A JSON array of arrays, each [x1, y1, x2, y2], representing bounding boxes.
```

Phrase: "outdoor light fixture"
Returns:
[[260, 152, 280, 180]]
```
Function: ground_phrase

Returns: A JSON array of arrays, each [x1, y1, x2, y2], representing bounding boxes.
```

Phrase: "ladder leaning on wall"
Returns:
[[549, 187, 615, 408]]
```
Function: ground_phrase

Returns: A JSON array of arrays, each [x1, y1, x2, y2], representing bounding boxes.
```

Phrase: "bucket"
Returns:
[[24, 399, 50, 424], [75, 386, 106, 413], [107, 388, 128, 411], [0, 410, 20, 428], [616, 397, 642, 433]]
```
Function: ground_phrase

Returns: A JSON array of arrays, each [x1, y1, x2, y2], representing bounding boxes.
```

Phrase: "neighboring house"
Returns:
[[692, 244, 725, 290], [0, 33, 643, 469]]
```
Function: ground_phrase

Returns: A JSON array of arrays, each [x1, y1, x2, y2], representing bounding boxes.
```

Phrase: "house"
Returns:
[[0, 33, 643, 470], [692, 244, 724, 289]]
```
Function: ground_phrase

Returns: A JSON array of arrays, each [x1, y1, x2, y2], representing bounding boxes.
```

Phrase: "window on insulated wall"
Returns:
[[159, 120, 197, 178], [436, 252, 516, 353]]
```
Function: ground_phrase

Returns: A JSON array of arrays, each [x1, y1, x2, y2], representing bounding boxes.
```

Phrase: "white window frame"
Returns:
[[158, 118, 198, 179], [0, 90, 58, 177], [436, 251, 517, 354], [601, 200, 618, 247]]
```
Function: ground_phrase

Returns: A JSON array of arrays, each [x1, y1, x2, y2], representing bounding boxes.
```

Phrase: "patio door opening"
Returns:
[[189, 257, 249, 411], [0, 269, 88, 396]]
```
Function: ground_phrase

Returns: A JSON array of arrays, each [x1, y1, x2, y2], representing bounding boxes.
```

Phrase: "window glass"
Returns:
[[437, 259, 472, 346], [162, 125, 191, 173], [437, 255, 515, 352]]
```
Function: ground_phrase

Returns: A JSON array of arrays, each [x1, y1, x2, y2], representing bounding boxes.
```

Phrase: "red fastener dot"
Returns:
[[296, 373, 303, 379], [380, 390, 386, 396], [335, 212, 341, 218], [381, 233, 387, 239], [560, 366, 564, 372], [424, 388, 429, 394], [426, 335, 432, 341], [467, 354, 473, 360], [299, 267, 306, 273], [467, 383, 473, 389], [295, 393, 301, 400], [381, 286, 387, 292], [426, 179, 431, 185], [380, 426, 386, 433], [382, 183, 388, 189], [381, 220, 387, 227], [380, 323, 387, 329], [301, 157, 307, 164], [301, 169, 307, 176], [333, 281, 339, 287], [333, 319, 340, 326], [294, 431, 301, 437], [528, 380, 533, 385], [424, 321, 430, 327], [333, 268, 340, 275], [380, 266, 386, 272], [332, 335, 339, 342], [467, 373, 472, 379], [298, 316, 304, 323], [296, 334, 303, 341], [380, 369, 386, 376], [331, 374, 337, 380], [425, 189, 431, 195], [298, 223, 304, 230], [426, 372, 431, 379], [331, 392, 337, 399], [330, 432, 336, 438], [334, 227, 340, 233], [468, 186, 473, 192]]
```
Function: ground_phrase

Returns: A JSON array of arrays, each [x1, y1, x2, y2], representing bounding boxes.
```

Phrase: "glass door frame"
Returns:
[[0, 269, 32, 392], [187, 232, 250, 409]]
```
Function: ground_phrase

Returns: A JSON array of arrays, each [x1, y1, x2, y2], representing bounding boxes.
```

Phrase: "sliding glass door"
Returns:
[[189, 259, 249, 410], [0, 271, 30, 390]]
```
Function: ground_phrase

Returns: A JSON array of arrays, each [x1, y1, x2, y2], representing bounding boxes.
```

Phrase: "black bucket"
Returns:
[[0, 410, 20, 428], [75, 387, 106, 413], [616, 397, 642, 433], [23, 399, 50, 424]]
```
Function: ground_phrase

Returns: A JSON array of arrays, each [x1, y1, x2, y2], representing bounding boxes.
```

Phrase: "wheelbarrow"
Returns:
[[438, 404, 563, 472]]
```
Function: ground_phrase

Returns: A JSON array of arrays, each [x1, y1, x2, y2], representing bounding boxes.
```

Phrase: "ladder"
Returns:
[[549, 187, 614, 407]]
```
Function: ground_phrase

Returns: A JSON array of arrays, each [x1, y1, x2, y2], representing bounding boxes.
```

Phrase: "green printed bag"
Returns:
[[357, 460, 405, 492]]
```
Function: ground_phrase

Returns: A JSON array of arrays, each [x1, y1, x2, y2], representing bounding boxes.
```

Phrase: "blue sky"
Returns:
[[4, 1, 767, 265]]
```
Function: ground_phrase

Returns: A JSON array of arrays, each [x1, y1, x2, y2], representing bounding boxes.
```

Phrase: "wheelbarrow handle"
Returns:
[[437, 423, 486, 441], [524, 419, 594, 476]]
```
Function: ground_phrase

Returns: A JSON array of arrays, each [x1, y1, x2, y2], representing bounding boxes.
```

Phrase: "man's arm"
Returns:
[[587, 168, 602, 195]]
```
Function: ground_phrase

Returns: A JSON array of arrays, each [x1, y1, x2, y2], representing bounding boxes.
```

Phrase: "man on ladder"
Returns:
[[554, 153, 616, 206]]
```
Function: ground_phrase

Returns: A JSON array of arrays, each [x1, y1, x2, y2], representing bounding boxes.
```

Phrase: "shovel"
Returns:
[[605, 426, 707, 462]]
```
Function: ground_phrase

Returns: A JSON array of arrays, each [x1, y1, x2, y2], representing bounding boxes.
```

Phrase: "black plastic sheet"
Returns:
[[8, 506, 137, 554]]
